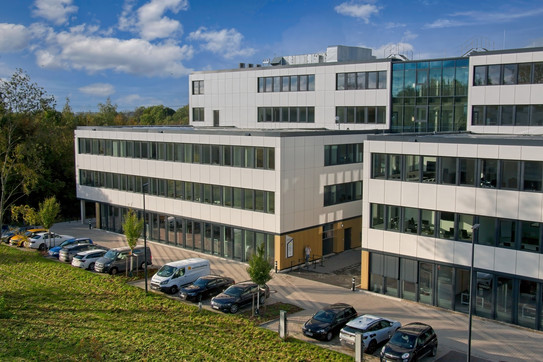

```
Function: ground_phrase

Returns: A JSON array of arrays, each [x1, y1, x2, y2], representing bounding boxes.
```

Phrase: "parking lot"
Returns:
[[50, 221, 543, 361]]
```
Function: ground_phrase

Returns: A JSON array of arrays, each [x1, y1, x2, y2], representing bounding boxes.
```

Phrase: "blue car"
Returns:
[[48, 238, 93, 258]]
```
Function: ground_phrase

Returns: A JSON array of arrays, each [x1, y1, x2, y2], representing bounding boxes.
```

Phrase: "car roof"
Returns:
[[164, 258, 208, 267], [397, 322, 432, 335], [325, 303, 354, 311], [77, 249, 106, 256], [345, 314, 386, 328]]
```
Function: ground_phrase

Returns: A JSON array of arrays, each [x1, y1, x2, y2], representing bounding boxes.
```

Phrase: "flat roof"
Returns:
[[366, 132, 543, 146], [76, 125, 382, 138]]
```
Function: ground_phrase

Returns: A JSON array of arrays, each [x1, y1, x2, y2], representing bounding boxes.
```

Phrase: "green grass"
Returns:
[[0, 245, 351, 361]]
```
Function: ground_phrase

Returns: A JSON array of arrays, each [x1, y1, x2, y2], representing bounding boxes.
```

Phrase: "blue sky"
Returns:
[[1, 0, 542, 112]]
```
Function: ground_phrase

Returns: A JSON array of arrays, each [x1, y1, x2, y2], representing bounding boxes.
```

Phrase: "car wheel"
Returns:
[[140, 262, 146, 270], [367, 339, 377, 354], [431, 344, 437, 357], [38, 244, 46, 251], [230, 304, 239, 314], [88, 262, 95, 271], [170, 285, 178, 295], [110, 267, 118, 275], [326, 331, 333, 341]]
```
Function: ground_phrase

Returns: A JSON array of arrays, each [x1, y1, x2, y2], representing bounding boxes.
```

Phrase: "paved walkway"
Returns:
[[52, 221, 543, 361]]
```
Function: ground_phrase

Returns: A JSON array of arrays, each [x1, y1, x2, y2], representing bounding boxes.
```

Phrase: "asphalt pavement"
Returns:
[[51, 220, 543, 361]]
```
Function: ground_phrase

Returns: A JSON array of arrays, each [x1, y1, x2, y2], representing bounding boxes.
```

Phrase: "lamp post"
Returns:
[[467, 223, 480, 362], [142, 183, 149, 294]]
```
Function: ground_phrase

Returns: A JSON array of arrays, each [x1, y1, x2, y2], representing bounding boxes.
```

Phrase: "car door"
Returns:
[[373, 320, 393, 344], [205, 279, 218, 298]]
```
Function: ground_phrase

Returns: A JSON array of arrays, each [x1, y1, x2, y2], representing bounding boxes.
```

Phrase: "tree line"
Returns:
[[0, 68, 189, 231]]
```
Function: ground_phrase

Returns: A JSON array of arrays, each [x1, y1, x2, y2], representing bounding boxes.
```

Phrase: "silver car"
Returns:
[[339, 314, 401, 354], [59, 243, 98, 263], [71, 249, 108, 270]]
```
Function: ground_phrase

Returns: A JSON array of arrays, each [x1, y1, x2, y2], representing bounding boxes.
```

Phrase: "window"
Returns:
[[258, 75, 315, 92], [193, 107, 204, 122], [192, 80, 204, 95]]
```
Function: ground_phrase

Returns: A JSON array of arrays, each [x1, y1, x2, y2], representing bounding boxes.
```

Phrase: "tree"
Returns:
[[246, 244, 273, 314], [123, 209, 143, 252], [38, 196, 60, 250], [0, 69, 55, 232], [11, 204, 40, 226]]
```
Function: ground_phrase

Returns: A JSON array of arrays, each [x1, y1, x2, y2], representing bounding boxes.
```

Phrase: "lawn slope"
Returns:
[[0, 245, 351, 361]]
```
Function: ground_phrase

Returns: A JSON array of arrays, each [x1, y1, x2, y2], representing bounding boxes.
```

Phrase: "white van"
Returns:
[[151, 258, 210, 294]]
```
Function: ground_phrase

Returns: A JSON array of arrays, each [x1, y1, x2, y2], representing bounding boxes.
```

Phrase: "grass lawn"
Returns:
[[0, 245, 351, 361]]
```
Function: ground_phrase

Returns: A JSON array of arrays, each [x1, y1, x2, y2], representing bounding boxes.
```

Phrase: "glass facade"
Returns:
[[98, 204, 274, 263], [369, 252, 543, 330], [391, 58, 468, 132]]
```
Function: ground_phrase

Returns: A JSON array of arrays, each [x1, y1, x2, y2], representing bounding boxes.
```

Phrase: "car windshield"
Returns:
[[389, 332, 416, 349], [313, 310, 335, 323], [223, 285, 244, 297], [193, 278, 210, 287], [342, 325, 365, 334], [157, 265, 176, 277], [103, 250, 118, 260], [73, 254, 84, 260]]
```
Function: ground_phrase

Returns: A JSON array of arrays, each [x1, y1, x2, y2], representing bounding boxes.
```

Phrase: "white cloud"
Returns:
[[385, 22, 405, 29], [372, 42, 414, 59], [188, 27, 255, 59], [0, 23, 31, 52], [79, 83, 115, 97], [117, 93, 163, 108], [32, 0, 78, 26], [35, 30, 194, 77], [402, 30, 418, 42], [119, 0, 188, 40], [334, 1, 379, 24], [425, 7, 543, 29]]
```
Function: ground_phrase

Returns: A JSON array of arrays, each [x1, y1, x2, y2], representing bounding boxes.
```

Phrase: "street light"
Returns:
[[142, 182, 149, 294], [467, 223, 480, 362]]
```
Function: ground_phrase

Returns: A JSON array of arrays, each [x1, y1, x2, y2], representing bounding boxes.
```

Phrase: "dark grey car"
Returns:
[[59, 243, 99, 263]]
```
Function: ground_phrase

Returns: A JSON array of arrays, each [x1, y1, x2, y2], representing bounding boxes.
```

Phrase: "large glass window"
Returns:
[[440, 157, 457, 184], [439, 212, 455, 239], [419, 262, 434, 305], [371, 203, 385, 229], [401, 258, 417, 301], [405, 155, 420, 182], [520, 221, 540, 252], [372, 153, 386, 179], [498, 219, 516, 249], [501, 160, 519, 189], [387, 154, 402, 180], [403, 207, 418, 234], [523, 161, 543, 191], [518, 280, 537, 329], [420, 210, 435, 237], [437, 265, 453, 310], [480, 159, 498, 188]]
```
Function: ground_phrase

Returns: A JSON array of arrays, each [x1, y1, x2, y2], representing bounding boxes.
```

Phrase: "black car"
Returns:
[[380, 322, 437, 362], [179, 275, 235, 302], [302, 303, 358, 341], [210, 281, 270, 313]]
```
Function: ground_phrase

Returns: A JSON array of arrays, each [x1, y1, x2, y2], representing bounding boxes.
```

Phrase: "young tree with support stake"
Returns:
[[122, 209, 143, 274], [246, 244, 273, 315], [38, 197, 60, 250]]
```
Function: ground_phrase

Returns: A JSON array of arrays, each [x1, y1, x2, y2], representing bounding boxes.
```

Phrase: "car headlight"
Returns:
[[401, 352, 410, 359], [160, 280, 168, 285], [317, 329, 326, 334]]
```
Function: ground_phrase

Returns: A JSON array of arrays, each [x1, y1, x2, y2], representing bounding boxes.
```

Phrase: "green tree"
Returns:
[[172, 105, 189, 125], [11, 204, 40, 226], [96, 97, 118, 125], [0, 69, 55, 232], [38, 196, 60, 250], [122, 209, 143, 252], [246, 244, 273, 313]]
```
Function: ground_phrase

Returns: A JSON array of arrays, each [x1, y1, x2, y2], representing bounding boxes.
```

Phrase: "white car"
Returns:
[[339, 314, 401, 354], [71, 249, 108, 270], [28, 232, 74, 251]]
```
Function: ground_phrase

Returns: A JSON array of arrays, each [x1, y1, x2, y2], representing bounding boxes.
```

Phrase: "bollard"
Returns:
[[88, 220, 92, 230], [279, 310, 288, 340], [275, 260, 278, 273], [351, 277, 356, 291], [198, 301, 202, 311]]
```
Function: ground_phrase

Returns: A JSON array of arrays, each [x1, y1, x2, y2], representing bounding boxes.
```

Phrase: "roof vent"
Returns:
[[239, 63, 245, 68]]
